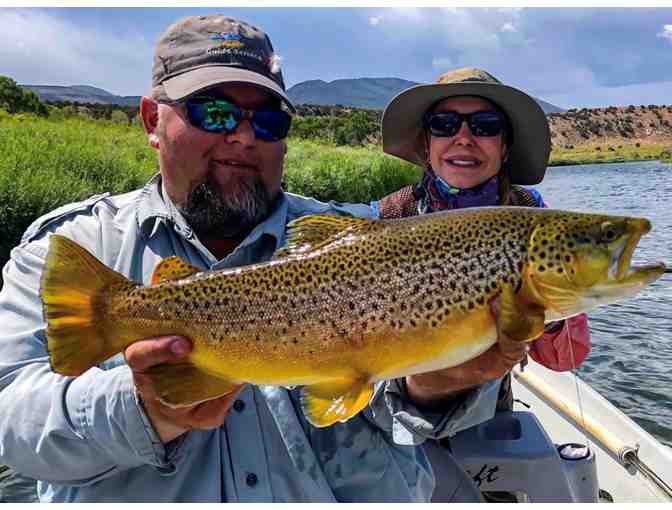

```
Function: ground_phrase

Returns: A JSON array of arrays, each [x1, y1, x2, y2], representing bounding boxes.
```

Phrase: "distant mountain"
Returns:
[[287, 77, 565, 114], [21, 84, 141, 107], [287, 78, 418, 110], [21, 78, 564, 114], [536, 99, 564, 114]]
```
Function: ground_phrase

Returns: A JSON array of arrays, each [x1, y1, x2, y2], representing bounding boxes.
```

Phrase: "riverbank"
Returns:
[[549, 142, 671, 166]]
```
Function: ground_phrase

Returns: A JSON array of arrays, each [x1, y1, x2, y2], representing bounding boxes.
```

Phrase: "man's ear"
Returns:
[[140, 96, 160, 149]]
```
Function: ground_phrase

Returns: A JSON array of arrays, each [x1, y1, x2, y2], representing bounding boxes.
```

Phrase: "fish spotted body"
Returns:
[[42, 207, 666, 427]]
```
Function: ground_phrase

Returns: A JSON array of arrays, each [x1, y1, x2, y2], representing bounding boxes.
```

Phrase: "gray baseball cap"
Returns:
[[152, 14, 295, 112]]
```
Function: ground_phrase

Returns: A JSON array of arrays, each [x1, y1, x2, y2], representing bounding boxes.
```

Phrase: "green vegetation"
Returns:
[[1, 106, 670, 280], [0, 111, 418, 277], [660, 148, 672, 163], [0, 112, 156, 275], [0, 76, 48, 116], [290, 111, 380, 146], [284, 140, 420, 203], [549, 142, 670, 166]]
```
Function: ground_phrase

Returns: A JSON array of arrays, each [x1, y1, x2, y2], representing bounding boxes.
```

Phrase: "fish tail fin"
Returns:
[[41, 234, 133, 376]]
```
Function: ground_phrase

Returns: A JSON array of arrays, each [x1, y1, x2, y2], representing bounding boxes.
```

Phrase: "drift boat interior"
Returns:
[[430, 360, 672, 502]]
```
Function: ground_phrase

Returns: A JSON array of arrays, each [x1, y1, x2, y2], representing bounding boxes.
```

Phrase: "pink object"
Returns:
[[529, 314, 591, 371]]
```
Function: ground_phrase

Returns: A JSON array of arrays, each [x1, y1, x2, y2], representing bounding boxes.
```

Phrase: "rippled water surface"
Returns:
[[536, 161, 672, 448]]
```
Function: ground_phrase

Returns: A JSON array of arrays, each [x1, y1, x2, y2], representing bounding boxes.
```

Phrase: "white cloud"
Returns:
[[369, 16, 382, 26], [501, 22, 517, 33], [543, 80, 672, 109], [432, 56, 454, 72], [0, 10, 153, 95], [657, 24, 672, 41]]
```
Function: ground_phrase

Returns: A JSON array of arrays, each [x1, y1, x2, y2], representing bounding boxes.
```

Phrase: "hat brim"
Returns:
[[382, 82, 550, 185], [162, 65, 296, 113]]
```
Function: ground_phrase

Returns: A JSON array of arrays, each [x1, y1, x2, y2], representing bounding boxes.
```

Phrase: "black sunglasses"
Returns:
[[424, 110, 505, 138], [185, 96, 292, 142]]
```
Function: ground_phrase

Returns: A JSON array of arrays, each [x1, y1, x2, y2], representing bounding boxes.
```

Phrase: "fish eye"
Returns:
[[599, 223, 623, 243]]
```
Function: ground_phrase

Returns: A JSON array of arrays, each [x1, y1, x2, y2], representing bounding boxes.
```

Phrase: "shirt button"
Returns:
[[233, 399, 245, 413], [246, 473, 258, 487]]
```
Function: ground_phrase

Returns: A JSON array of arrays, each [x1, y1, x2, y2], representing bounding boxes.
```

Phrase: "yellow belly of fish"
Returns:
[[182, 305, 496, 386]]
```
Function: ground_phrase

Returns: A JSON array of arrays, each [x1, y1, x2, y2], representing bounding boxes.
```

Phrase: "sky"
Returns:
[[1, 5, 672, 109]]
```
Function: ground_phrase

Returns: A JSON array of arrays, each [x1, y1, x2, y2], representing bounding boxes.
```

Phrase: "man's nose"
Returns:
[[225, 118, 256, 146]]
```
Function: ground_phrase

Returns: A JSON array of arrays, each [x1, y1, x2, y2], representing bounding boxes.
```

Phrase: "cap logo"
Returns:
[[209, 31, 245, 49], [268, 54, 282, 74]]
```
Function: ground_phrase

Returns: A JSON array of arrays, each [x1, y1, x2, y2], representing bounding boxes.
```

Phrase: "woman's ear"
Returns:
[[140, 96, 160, 149]]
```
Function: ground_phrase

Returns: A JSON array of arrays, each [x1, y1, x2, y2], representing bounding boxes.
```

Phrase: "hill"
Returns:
[[287, 77, 564, 113], [548, 104, 672, 148], [287, 78, 418, 110], [21, 84, 141, 107], [21, 78, 563, 114]]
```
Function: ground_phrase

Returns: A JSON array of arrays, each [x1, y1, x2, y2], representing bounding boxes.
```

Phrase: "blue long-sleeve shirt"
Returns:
[[0, 175, 500, 502]]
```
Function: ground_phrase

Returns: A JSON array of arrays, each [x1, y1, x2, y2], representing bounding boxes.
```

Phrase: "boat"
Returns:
[[436, 360, 672, 502]]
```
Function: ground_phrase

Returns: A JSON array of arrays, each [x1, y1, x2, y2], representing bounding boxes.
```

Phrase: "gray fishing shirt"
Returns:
[[0, 175, 499, 502]]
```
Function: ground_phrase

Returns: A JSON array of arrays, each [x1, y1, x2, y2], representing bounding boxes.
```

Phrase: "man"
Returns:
[[0, 15, 526, 502]]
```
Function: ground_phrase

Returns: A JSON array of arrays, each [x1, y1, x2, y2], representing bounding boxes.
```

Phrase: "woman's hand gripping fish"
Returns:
[[42, 207, 666, 427]]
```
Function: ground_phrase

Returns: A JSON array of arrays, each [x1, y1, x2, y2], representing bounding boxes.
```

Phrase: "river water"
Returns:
[[1, 160, 670, 501], [536, 160, 672, 448]]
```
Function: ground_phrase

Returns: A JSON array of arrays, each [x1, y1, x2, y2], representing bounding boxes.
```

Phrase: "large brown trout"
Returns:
[[42, 207, 666, 427]]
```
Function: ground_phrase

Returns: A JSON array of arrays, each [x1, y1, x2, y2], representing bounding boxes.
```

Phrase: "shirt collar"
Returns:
[[135, 173, 289, 255]]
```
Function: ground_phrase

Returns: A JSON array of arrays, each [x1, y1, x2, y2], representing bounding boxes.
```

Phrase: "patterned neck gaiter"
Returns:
[[416, 167, 500, 213]]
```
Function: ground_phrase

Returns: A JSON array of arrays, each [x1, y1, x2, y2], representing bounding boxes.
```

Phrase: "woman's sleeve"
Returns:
[[529, 314, 591, 371]]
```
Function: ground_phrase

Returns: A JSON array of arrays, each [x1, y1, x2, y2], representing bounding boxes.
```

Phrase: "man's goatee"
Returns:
[[180, 176, 273, 238]]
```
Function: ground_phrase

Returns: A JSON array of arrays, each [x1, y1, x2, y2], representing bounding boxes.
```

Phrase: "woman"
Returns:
[[374, 67, 591, 502]]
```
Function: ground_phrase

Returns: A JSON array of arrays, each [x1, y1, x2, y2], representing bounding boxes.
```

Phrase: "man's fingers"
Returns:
[[125, 336, 193, 372]]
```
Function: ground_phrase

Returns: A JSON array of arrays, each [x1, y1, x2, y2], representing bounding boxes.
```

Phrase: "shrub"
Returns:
[[0, 76, 48, 116]]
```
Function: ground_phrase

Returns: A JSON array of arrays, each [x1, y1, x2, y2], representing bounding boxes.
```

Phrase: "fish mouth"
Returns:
[[607, 218, 665, 290]]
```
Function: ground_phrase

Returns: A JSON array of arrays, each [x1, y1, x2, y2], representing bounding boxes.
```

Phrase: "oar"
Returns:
[[512, 367, 672, 500]]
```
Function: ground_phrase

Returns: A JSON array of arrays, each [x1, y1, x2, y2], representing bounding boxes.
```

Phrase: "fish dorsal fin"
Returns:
[[151, 257, 202, 285], [274, 214, 382, 259]]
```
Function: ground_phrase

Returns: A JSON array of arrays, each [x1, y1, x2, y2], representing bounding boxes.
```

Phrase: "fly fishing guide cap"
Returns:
[[382, 67, 551, 185], [152, 14, 295, 112]]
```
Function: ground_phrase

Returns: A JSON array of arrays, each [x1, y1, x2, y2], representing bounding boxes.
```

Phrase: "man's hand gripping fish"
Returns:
[[42, 207, 666, 427]]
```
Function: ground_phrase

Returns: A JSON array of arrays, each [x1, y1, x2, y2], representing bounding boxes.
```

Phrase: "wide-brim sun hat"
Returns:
[[382, 67, 550, 185]]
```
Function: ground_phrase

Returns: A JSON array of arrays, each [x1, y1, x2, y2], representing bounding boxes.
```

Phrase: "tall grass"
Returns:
[[0, 113, 157, 277], [5, 112, 666, 282], [284, 140, 420, 203], [0, 114, 420, 279]]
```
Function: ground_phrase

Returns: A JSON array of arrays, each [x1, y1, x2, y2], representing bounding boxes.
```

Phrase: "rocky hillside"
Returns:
[[549, 105, 672, 148]]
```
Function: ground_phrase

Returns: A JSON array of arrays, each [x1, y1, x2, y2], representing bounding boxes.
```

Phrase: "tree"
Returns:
[[0, 76, 48, 116]]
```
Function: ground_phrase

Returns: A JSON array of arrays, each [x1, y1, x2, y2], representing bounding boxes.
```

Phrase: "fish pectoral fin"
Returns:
[[533, 278, 582, 318], [151, 257, 202, 285], [274, 214, 383, 259], [299, 378, 374, 428], [145, 363, 238, 408], [499, 282, 546, 342]]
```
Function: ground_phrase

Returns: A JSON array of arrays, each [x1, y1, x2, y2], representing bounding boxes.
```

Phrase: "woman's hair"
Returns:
[[497, 165, 514, 205]]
